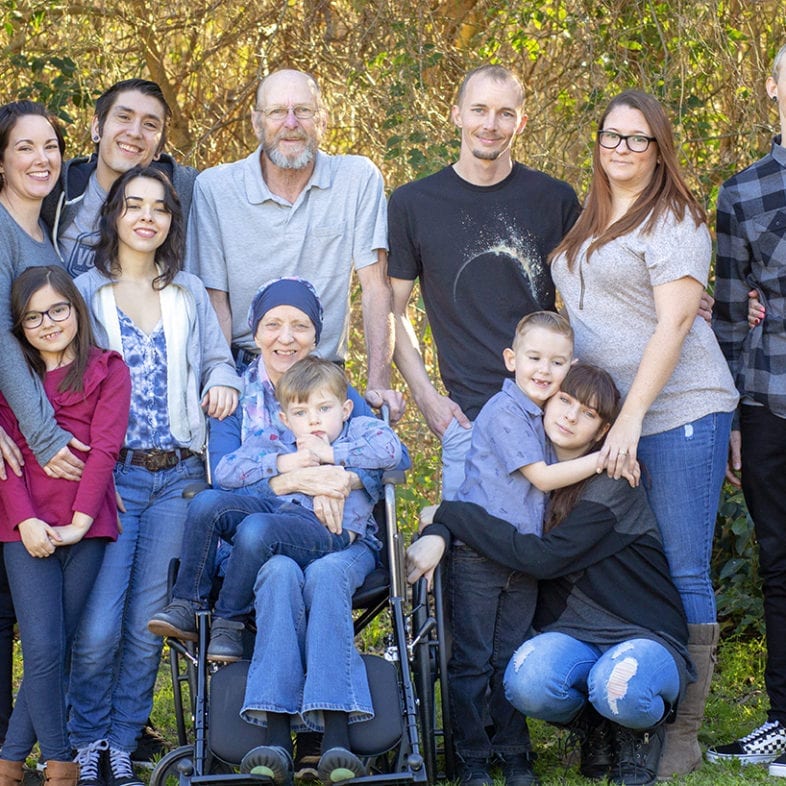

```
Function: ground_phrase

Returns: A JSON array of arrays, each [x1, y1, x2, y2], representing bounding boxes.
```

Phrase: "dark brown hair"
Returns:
[[93, 79, 170, 154], [0, 101, 65, 191], [11, 266, 96, 393], [544, 363, 621, 532], [551, 90, 706, 271], [92, 165, 183, 289]]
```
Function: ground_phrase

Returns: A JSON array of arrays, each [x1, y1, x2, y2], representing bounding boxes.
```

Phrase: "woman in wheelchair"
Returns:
[[67, 166, 240, 786], [407, 363, 694, 786], [148, 277, 408, 785]]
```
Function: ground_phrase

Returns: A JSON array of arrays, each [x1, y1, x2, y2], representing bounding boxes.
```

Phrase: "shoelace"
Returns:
[[108, 748, 134, 778], [741, 720, 784, 744], [76, 740, 109, 781]]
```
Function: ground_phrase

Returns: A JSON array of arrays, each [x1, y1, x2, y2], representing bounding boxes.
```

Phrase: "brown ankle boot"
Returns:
[[43, 761, 80, 786], [657, 622, 719, 779], [0, 760, 24, 786]]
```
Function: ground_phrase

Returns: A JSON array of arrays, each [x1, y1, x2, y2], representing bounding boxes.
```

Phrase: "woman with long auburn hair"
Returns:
[[549, 89, 738, 778]]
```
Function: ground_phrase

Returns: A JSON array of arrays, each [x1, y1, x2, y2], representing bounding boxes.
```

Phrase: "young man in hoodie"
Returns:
[[42, 78, 197, 277]]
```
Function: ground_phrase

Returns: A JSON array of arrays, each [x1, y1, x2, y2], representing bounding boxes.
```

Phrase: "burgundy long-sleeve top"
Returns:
[[0, 348, 130, 541]]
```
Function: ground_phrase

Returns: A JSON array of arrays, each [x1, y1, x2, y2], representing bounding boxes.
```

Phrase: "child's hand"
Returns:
[[622, 459, 641, 488], [18, 517, 60, 558], [278, 450, 320, 473], [57, 511, 93, 545], [296, 433, 334, 464], [56, 525, 85, 546], [418, 504, 439, 533]]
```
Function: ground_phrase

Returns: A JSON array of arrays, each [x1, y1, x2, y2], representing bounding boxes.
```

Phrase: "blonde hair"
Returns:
[[511, 311, 573, 350]]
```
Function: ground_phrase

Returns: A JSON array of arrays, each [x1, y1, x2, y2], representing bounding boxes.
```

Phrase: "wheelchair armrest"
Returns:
[[382, 469, 406, 486]]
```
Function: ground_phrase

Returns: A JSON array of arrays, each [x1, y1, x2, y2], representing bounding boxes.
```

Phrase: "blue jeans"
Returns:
[[171, 488, 282, 608], [2, 539, 105, 761], [504, 631, 680, 730], [440, 418, 474, 501], [241, 543, 376, 731], [214, 504, 351, 621], [0, 548, 15, 745], [637, 410, 733, 624], [447, 545, 535, 759], [68, 455, 205, 752]]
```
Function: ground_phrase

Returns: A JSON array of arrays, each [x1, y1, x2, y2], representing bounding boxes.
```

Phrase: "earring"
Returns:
[[92, 135, 100, 142]]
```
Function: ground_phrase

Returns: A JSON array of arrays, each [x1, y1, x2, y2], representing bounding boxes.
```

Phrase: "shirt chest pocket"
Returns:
[[752, 210, 786, 267]]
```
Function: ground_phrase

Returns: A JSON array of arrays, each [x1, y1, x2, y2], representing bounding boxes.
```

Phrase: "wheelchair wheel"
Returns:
[[149, 744, 233, 786]]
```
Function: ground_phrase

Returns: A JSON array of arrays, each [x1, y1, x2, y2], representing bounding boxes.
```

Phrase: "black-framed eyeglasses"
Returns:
[[597, 130, 656, 153], [21, 301, 72, 329], [254, 105, 319, 121]]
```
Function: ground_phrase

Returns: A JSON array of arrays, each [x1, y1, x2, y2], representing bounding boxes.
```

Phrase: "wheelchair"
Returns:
[[149, 458, 454, 786]]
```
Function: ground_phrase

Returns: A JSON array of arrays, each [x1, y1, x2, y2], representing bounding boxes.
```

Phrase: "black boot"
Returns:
[[564, 704, 615, 780], [610, 724, 665, 786]]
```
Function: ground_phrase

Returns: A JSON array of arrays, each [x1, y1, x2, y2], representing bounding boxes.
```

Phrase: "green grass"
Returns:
[[143, 634, 782, 785]]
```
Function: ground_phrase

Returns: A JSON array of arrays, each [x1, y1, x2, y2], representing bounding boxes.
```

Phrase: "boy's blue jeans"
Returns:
[[173, 489, 350, 621], [504, 631, 680, 730], [447, 544, 536, 760]]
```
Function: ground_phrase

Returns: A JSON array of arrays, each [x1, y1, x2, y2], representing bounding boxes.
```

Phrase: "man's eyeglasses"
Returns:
[[597, 131, 656, 153], [21, 302, 72, 330], [255, 105, 318, 121]]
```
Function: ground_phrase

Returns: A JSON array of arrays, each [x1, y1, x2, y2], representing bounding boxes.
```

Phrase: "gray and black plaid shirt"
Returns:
[[713, 135, 786, 419]]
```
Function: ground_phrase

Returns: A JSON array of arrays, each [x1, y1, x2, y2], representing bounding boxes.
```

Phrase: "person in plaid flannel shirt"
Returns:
[[710, 42, 786, 777]]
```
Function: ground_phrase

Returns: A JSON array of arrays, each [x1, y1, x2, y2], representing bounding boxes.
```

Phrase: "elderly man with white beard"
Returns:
[[186, 69, 403, 419]]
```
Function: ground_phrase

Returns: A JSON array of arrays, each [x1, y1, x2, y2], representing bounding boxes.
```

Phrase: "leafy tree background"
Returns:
[[2, 0, 784, 635]]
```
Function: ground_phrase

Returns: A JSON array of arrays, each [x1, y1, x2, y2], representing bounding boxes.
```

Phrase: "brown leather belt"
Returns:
[[118, 448, 198, 472]]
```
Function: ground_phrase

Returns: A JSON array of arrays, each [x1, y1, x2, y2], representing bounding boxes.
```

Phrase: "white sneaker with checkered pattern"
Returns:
[[706, 720, 786, 765]]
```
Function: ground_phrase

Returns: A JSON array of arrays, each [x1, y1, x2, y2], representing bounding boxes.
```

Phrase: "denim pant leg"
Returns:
[[637, 411, 732, 623], [4, 540, 105, 761], [504, 631, 600, 725], [69, 457, 204, 752], [0, 548, 15, 745], [172, 489, 281, 605], [588, 639, 680, 730], [440, 419, 474, 501], [301, 543, 376, 730], [740, 405, 786, 722], [489, 571, 536, 754], [242, 556, 307, 726], [213, 507, 350, 621], [447, 545, 533, 759]]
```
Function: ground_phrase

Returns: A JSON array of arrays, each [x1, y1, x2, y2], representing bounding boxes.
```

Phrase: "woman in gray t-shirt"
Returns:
[[549, 89, 738, 780]]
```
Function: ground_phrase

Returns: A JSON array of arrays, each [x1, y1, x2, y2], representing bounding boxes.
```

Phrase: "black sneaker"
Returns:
[[706, 719, 786, 765], [107, 747, 143, 786], [610, 725, 664, 786], [147, 599, 198, 642], [498, 752, 539, 786], [75, 740, 109, 786], [457, 757, 493, 786], [294, 732, 322, 781], [206, 618, 244, 662], [770, 750, 786, 778], [131, 724, 168, 769]]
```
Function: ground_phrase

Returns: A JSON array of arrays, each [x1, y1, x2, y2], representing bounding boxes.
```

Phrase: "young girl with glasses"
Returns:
[[0, 265, 130, 786]]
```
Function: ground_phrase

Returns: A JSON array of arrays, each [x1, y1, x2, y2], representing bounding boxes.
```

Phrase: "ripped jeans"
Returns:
[[503, 631, 679, 730]]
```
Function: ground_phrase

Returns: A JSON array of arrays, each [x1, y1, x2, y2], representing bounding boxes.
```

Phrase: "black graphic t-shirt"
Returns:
[[388, 163, 580, 419]]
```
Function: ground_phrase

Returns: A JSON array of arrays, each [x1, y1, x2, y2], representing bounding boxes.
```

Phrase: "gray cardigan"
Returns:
[[75, 267, 240, 452]]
